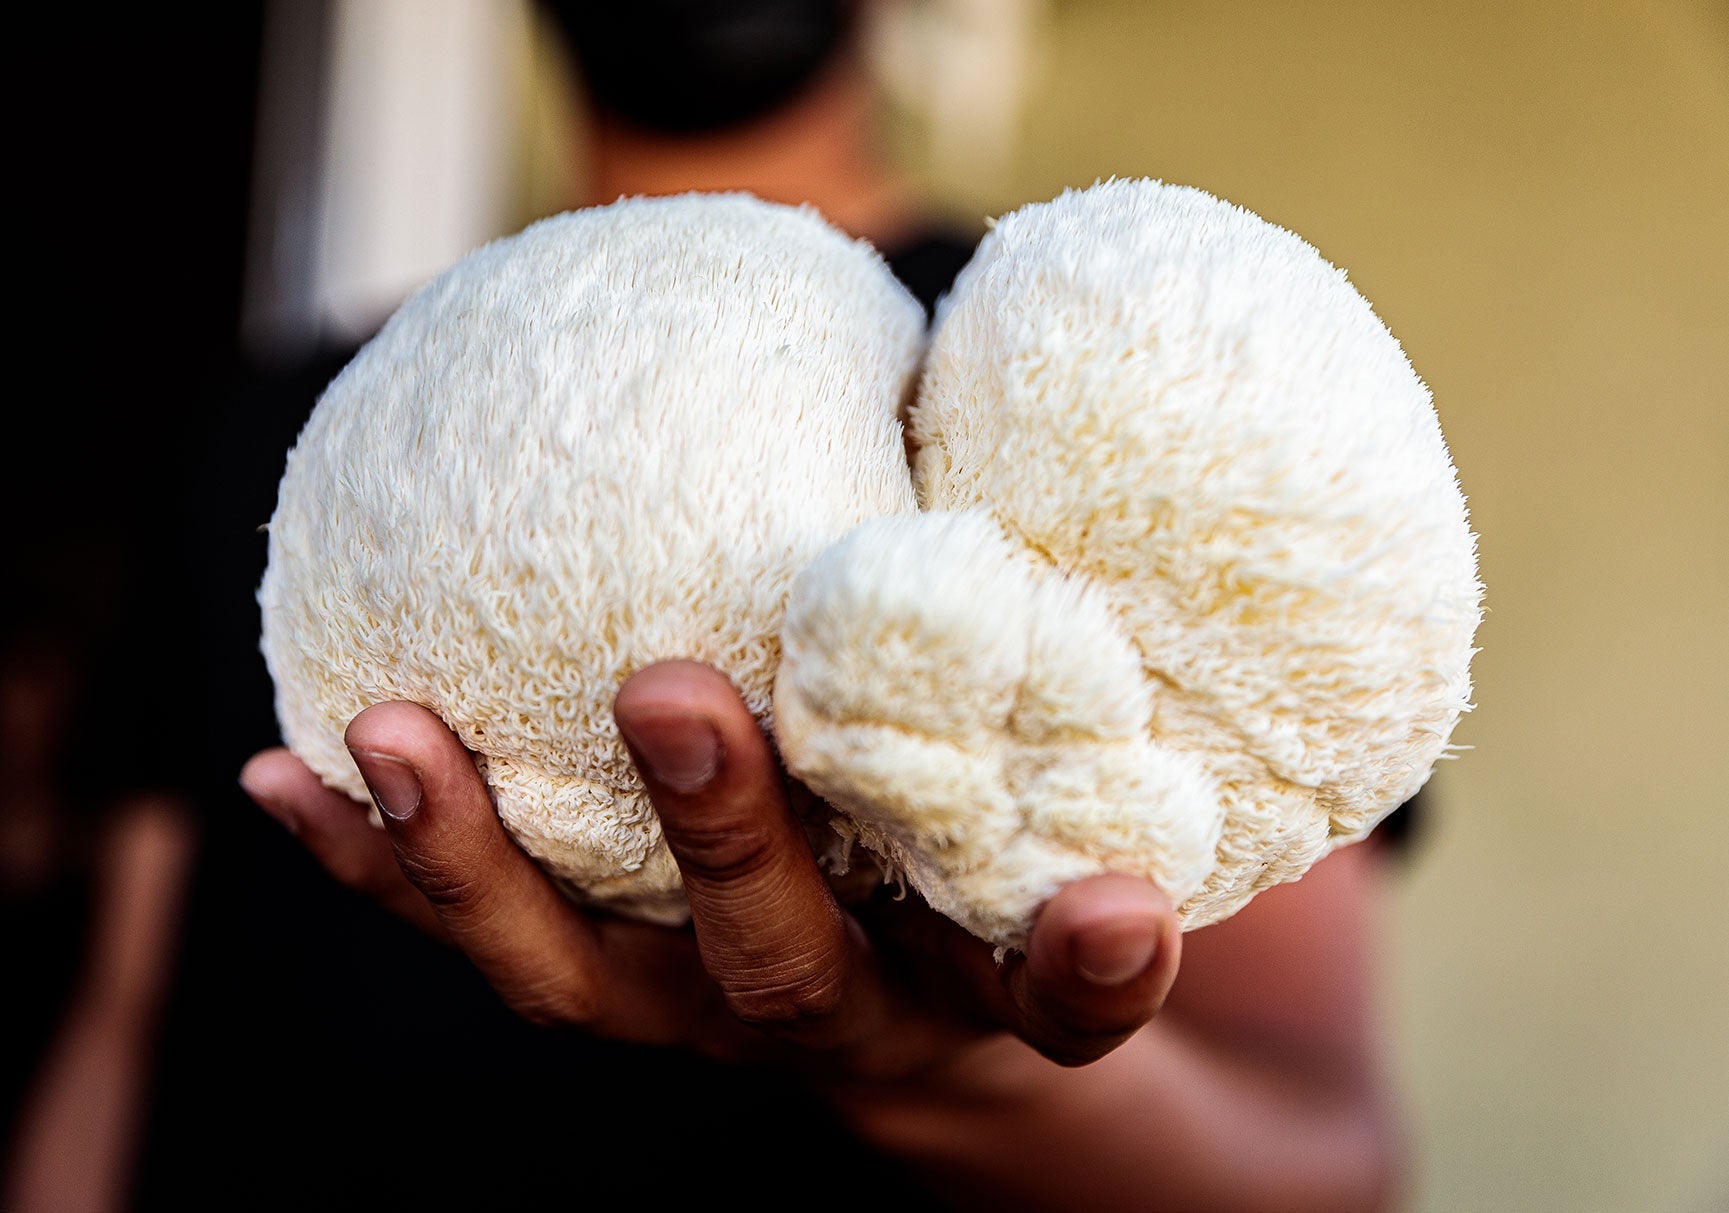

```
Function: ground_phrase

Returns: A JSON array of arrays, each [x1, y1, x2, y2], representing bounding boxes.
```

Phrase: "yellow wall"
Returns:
[[909, 2, 1727, 1209]]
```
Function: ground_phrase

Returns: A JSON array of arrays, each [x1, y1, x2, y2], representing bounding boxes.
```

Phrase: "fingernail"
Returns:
[[241, 775, 299, 836], [1071, 921, 1160, 987], [349, 749, 423, 821], [618, 714, 721, 792]]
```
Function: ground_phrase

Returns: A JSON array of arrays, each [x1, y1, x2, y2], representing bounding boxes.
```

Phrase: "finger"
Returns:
[[1007, 874, 1182, 1066], [240, 747, 446, 939], [615, 662, 876, 1046], [343, 702, 616, 1028]]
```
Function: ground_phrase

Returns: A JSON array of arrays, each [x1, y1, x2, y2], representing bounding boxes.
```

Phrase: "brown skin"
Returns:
[[583, 58, 921, 247], [240, 660, 1404, 1212], [5, 796, 198, 1213], [241, 662, 1181, 1076]]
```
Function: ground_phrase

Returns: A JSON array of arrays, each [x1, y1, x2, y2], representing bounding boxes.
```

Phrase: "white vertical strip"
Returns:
[[867, 0, 1048, 184], [241, 0, 333, 363], [313, 0, 527, 343]]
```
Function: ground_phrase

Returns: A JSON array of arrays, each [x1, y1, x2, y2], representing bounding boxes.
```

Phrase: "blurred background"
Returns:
[[8, 1, 1725, 1209]]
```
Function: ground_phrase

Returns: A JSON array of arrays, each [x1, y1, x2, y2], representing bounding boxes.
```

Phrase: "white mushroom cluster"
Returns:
[[263, 181, 1481, 947], [260, 195, 925, 923], [776, 180, 1482, 947]]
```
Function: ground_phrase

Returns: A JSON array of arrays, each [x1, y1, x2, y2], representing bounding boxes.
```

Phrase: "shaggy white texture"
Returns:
[[776, 179, 1482, 947], [264, 181, 1480, 949], [261, 194, 925, 923]]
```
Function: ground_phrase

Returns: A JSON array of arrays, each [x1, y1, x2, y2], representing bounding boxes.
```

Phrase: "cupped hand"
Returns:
[[239, 661, 1180, 1080]]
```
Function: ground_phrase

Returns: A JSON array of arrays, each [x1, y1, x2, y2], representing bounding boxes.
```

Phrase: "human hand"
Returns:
[[239, 661, 1180, 1081]]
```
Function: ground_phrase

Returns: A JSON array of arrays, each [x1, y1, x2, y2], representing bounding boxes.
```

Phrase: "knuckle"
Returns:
[[394, 851, 484, 911], [501, 979, 597, 1029], [664, 819, 777, 882], [724, 962, 849, 1030]]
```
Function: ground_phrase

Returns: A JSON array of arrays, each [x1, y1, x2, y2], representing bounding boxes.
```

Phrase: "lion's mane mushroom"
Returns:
[[774, 179, 1483, 949], [260, 194, 925, 924]]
